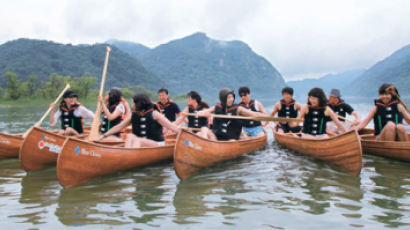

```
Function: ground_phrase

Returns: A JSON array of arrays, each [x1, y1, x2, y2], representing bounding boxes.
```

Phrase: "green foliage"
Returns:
[[41, 73, 71, 98], [69, 75, 97, 98], [5, 72, 21, 100], [0, 39, 164, 91]]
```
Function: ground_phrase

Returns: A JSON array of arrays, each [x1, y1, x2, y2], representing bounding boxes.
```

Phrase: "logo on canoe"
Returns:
[[40, 134, 56, 142], [74, 146, 80, 156], [74, 146, 102, 158], [38, 140, 61, 154], [0, 138, 11, 144], [184, 139, 202, 150]]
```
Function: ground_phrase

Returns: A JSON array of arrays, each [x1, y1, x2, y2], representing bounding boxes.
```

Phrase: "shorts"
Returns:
[[157, 141, 165, 146], [242, 126, 264, 137], [276, 124, 302, 133]]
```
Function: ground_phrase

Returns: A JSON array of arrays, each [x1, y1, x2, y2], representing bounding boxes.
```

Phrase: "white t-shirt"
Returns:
[[102, 103, 125, 118], [51, 105, 95, 126]]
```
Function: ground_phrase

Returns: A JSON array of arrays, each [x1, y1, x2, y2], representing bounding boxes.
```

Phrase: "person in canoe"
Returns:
[[356, 83, 410, 141], [174, 91, 210, 132], [297, 88, 347, 139], [156, 88, 181, 122], [326, 88, 361, 135], [98, 87, 131, 140], [270, 87, 302, 133], [238, 86, 268, 137], [100, 93, 181, 147], [49, 90, 95, 136], [197, 88, 266, 141]]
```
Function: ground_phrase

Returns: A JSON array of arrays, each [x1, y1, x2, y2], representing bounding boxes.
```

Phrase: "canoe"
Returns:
[[19, 127, 89, 171], [0, 132, 23, 159], [56, 136, 176, 188], [274, 130, 362, 175], [359, 128, 410, 162], [174, 129, 267, 180]]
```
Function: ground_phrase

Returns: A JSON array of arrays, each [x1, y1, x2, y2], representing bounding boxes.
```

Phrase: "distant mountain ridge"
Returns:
[[0, 38, 162, 90], [113, 32, 286, 98], [286, 69, 366, 97], [106, 39, 151, 58], [345, 44, 410, 97]]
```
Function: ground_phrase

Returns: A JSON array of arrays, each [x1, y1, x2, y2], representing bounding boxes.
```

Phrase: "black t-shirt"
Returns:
[[156, 101, 181, 122], [327, 101, 354, 121]]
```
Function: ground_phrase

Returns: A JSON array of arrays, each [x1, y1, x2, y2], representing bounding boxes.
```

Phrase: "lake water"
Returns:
[[0, 100, 409, 229]]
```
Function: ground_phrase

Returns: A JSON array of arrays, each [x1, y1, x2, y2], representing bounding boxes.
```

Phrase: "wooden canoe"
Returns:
[[56, 137, 175, 188], [0, 132, 23, 159], [174, 129, 267, 180], [274, 130, 362, 175], [359, 128, 410, 162], [19, 127, 91, 171]]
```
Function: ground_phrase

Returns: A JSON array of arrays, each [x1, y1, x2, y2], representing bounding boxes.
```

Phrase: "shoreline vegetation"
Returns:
[[0, 71, 186, 105]]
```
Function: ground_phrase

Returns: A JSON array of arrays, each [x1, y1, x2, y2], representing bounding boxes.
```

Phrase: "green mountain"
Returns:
[[106, 39, 151, 58], [286, 69, 366, 98], [0, 38, 163, 90], [346, 44, 410, 97], [138, 32, 285, 98]]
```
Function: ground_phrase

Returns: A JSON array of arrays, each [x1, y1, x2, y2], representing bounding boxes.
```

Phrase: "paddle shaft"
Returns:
[[89, 46, 111, 140], [337, 115, 354, 123], [183, 112, 303, 123], [23, 84, 71, 138]]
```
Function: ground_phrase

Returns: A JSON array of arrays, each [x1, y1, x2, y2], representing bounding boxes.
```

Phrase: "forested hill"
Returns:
[[345, 44, 410, 97], [0, 39, 163, 90], [135, 32, 285, 98]]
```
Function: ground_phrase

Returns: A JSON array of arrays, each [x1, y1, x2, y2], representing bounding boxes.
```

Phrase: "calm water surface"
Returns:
[[0, 101, 409, 229]]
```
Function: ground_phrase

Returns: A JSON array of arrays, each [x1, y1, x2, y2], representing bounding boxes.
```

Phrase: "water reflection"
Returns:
[[130, 165, 169, 224], [364, 157, 410, 228], [56, 174, 135, 226]]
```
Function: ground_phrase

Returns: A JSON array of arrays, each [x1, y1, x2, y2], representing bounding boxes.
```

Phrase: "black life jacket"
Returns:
[[212, 104, 242, 140], [239, 99, 261, 127], [131, 105, 164, 142], [303, 105, 328, 135], [278, 99, 298, 121], [188, 105, 208, 129], [59, 102, 83, 134], [157, 100, 177, 122], [100, 104, 122, 135], [373, 99, 403, 136], [327, 100, 346, 121]]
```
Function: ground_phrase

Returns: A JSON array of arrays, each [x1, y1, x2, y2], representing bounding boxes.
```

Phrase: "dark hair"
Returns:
[[307, 87, 327, 107], [187, 91, 209, 108], [378, 83, 399, 100], [108, 87, 122, 106], [158, 88, 168, 95], [132, 93, 152, 112], [282, 87, 294, 95], [238, 86, 250, 96]]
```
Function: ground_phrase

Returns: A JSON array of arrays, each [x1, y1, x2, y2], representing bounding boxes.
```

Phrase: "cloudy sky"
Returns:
[[1, 0, 410, 81]]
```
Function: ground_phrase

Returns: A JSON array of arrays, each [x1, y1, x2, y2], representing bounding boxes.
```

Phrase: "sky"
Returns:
[[1, 0, 410, 81]]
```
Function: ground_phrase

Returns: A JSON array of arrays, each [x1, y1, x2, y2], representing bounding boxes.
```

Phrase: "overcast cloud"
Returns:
[[1, 0, 409, 80]]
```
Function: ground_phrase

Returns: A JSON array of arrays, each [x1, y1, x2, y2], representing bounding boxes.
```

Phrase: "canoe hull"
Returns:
[[0, 132, 23, 159], [174, 130, 267, 180], [274, 130, 362, 175], [57, 137, 175, 188], [19, 127, 67, 171], [360, 133, 410, 162]]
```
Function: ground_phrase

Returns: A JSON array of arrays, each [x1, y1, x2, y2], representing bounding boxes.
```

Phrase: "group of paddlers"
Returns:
[[49, 83, 410, 147]]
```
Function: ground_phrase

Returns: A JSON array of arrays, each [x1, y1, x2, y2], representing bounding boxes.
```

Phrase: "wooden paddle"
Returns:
[[386, 86, 410, 113], [23, 84, 71, 138], [88, 46, 111, 141], [183, 112, 304, 123], [337, 115, 354, 123]]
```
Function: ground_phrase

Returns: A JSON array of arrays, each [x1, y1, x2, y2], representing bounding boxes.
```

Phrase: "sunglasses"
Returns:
[[240, 94, 247, 97]]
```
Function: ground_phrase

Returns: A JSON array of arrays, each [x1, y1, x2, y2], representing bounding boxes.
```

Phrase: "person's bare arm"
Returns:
[[270, 103, 280, 117], [327, 108, 346, 132], [398, 104, 410, 124], [153, 111, 181, 133], [100, 116, 131, 138], [356, 106, 377, 130]]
